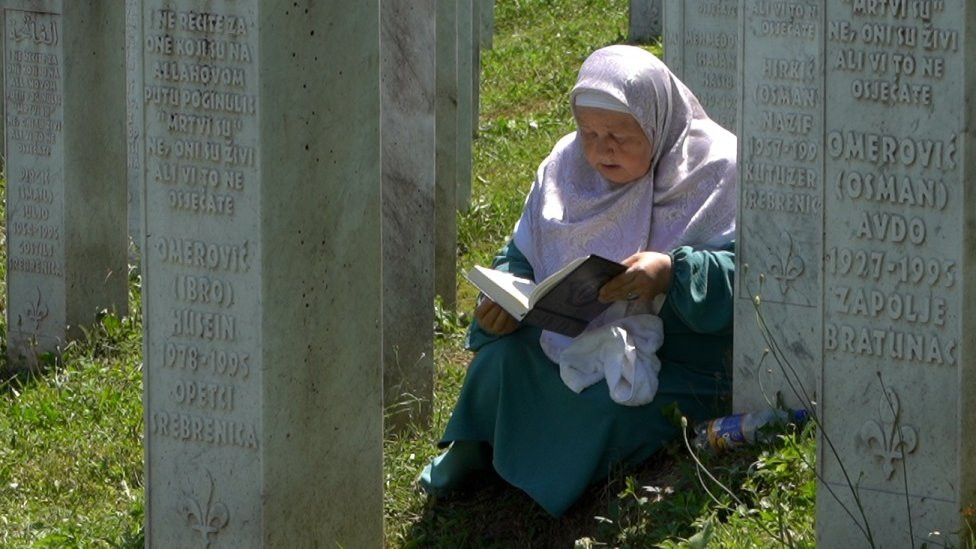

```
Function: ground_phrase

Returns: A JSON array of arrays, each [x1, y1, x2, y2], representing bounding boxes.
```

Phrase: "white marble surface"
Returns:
[[140, 2, 383, 546], [435, 0, 458, 308], [382, 0, 436, 432], [479, 0, 494, 49], [736, 1, 975, 545], [455, 0, 473, 211], [628, 0, 661, 43], [126, 0, 143, 258], [662, 1, 737, 131], [4, 2, 127, 368]]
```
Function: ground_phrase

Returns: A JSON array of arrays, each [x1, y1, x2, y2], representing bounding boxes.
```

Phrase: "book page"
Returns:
[[467, 266, 534, 318]]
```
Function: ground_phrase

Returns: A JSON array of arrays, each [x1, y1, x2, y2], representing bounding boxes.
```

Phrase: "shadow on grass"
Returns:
[[401, 447, 741, 548], [0, 355, 60, 397]]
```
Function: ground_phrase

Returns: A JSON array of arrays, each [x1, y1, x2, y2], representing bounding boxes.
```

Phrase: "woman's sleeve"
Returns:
[[465, 240, 535, 351], [664, 242, 735, 335]]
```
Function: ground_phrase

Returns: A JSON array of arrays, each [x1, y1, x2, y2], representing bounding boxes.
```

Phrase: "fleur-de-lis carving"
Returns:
[[23, 286, 49, 331], [859, 388, 918, 480], [180, 471, 230, 548], [768, 232, 804, 295]]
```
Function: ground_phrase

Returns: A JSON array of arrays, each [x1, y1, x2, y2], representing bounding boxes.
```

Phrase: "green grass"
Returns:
[[0, 1, 819, 547]]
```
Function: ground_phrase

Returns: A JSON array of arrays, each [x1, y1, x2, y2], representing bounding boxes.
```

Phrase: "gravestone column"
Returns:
[[381, 0, 435, 431], [434, 0, 458, 308], [140, 2, 382, 546], [628, 0, 661, 43], [479, 0, 494, 50], [819, 2, 974, 545], [662, 0, 738, 131], [455, 0, 473, 211], [3, 2, 128, 368], [472, 0, 480, 139], [734, 1, 824, 414], [126, 0, 142, 260], [739, 1, 976, 544]]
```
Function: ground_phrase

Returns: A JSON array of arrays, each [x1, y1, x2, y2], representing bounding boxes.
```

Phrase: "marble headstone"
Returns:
[[140, 2, 383, 546], [737, 1, 975, 545], [455, 0, 473, 211], [3, 2, 128, 368], [663, 0, 737, 131], [435, 0, 458, 309], [818, 1, 974, 545], [472, 0, 481, 140], [734, 0, 823, 415], [381, 0, 435, 432], [628, 0, 661, 43], [479, 0, 494, 50], [126, 0, 142, 259]]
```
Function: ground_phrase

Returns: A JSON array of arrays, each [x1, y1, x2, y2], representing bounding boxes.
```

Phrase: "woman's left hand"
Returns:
[[598, 251, 672, 303]]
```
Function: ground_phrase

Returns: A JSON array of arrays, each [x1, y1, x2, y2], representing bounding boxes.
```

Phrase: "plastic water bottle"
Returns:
[[692, 408, 809, 453]]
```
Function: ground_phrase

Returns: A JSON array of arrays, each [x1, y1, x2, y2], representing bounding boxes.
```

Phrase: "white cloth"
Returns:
[[511, 45, 737, 363], [574, 89, 630, 113], [557, 315, 664, 406]]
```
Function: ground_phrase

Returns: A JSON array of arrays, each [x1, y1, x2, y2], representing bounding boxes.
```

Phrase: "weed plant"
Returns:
[[0, 1, 819, 547]]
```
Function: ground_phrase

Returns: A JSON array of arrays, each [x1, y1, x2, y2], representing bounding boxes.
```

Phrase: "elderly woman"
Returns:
[[420, 45, 737, 517]]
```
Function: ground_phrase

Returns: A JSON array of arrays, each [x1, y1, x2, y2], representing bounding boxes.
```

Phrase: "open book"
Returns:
[[466, 255, 626, 337]]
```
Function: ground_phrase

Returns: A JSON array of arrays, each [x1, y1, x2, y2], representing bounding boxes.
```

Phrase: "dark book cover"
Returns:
[[523, 255, 626, 337]]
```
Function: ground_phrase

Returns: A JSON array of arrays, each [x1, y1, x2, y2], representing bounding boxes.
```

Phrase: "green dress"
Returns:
[[423, 241, 734, 517]]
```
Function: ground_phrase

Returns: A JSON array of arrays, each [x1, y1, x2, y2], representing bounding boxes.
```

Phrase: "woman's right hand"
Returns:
[[474, 297, 520, 336]]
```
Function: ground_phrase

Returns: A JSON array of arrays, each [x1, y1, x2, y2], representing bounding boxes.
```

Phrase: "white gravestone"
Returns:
[[734, 0, 823, 415], [819, 1, 973, 545], [472, 0, 480, 140], [455, 0, 473, 211], [126, 0, 142, 260], [479, 0, 494, 50], [663, 0, 737, 131], [629, 0, 661, 43], [435, 0, 459, 309], [3, 2, 128, 368], [382, 0, 435, 431], [140, 2, 383, 546], [737, 1, 975, 545]]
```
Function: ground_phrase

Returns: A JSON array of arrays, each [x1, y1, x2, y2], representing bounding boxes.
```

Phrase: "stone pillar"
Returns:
[[628, 0, 661, 43], [140, 2, 383, 546], [455, 0, 473, 211], [381, 0, 435, 432], [479, 0, 494, 50], [662, 1, 738, 131], [817, 2, 973, 545], [734, 0, 823, 415], [471, 0, 480, 140], [3, 2, 128, 369], [435, 0, 458, 309], [738, 1, 976, 545], [126, 0, 142, 260]]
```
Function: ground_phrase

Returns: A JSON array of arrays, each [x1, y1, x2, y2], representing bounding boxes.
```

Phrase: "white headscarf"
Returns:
[[512, 45, 737, 359]]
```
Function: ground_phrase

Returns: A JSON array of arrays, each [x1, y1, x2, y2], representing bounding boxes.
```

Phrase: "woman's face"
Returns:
[[576, 106, 653, 185]]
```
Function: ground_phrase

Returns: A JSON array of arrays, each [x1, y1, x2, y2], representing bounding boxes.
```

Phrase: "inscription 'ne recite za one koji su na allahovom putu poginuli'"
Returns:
[[144, 7, 261, 452]]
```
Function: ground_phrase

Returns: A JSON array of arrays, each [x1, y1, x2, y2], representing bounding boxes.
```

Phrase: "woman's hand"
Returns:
[[475, 296, 521, 335], [599, 251, 673, 303]]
